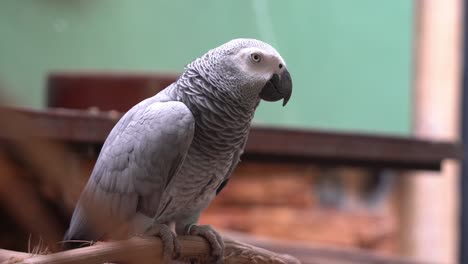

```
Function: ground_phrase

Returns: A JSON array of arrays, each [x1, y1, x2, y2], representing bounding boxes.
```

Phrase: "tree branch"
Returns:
[[0, 236, 300, 264]]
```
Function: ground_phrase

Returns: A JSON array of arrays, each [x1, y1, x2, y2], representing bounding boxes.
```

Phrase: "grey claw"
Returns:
[[187, 224, 224, 263], [145, 223, 181, 261]]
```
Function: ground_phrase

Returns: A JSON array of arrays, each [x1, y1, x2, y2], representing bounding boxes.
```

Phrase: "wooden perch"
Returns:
[[0, 236, 300, 264]]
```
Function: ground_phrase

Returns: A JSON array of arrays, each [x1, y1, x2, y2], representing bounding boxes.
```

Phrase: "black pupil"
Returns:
[[254, 55, 259, 61]]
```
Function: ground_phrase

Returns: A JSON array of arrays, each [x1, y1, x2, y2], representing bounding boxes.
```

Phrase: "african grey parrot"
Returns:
[[63, 38, 292, 263]]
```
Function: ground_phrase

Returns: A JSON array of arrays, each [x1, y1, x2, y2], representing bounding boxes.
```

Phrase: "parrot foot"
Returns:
[[145, 223, 181, 262], [186, 224, 224, 264]]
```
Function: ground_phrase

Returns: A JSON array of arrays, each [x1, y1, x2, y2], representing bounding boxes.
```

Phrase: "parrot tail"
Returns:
[[61, 204, 101, 250], [62, 225, 98, 250]]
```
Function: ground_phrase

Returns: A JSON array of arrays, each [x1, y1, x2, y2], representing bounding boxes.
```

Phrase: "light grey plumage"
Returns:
[[64, 39, 292, 257]]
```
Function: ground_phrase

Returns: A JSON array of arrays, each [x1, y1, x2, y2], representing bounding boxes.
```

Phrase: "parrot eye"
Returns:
[[250, 53, 262, 63]]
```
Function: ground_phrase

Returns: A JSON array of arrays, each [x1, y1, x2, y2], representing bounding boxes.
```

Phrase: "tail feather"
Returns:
[[62, 205, 100, 250], [62, 230, 93, 250]]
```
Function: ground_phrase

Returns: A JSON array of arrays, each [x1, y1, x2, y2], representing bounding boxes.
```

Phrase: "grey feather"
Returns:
[[64, 99, 194, 243]]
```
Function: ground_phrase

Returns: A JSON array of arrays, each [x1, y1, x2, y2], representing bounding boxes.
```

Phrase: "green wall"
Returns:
[[0, 0, 413, 135]]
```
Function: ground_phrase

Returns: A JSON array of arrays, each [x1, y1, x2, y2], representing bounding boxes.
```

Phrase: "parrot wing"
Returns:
[[64, 100, 195, 244]]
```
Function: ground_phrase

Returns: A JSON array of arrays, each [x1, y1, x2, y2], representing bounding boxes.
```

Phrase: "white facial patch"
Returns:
[[233, 47, 284, 82]]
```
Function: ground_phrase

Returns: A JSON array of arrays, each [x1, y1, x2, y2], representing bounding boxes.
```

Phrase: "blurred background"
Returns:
[[0, 0, 413, 133], [0, 0, 464, 263]]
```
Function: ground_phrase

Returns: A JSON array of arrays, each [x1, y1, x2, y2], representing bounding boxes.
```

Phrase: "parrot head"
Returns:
[[187, 38, 292, 107]]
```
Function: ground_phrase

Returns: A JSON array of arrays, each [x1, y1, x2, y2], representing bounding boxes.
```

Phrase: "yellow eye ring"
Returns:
[[250, 53, 262, 63]]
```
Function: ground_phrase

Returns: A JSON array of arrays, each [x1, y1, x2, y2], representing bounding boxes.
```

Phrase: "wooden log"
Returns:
[[0, 249, 30, 263], [0, 236, 299, 264], [0, 233, 434, 264]]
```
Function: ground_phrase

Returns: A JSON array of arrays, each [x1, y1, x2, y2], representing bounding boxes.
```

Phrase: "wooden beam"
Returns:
[[0, 106, 460, 171], [399, 0, 464, 262], [246, 126, 461, 170], [47, 72, 179, 112]]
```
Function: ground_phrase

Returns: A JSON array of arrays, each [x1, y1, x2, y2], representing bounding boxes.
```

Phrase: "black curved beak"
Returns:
[[259, 69, 293, 106]]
